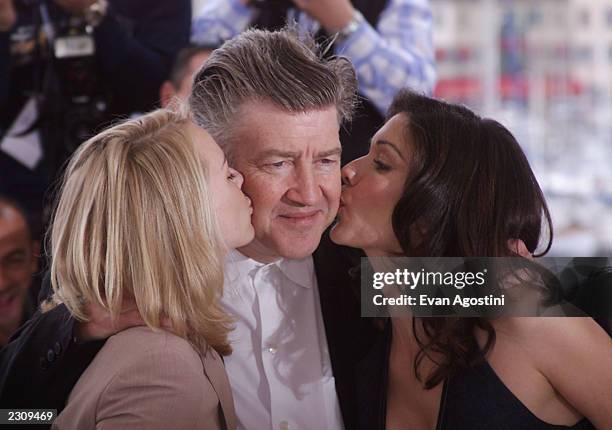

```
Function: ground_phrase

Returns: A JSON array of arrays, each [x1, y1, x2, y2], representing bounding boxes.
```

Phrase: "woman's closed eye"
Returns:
[[373, 159, 391, 172], [227, 167, 242, 185]]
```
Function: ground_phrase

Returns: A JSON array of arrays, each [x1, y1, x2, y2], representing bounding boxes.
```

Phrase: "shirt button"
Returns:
[[279, 421, 290, 430], [54, 341, 62, 355], [46, 349, 55, 363]]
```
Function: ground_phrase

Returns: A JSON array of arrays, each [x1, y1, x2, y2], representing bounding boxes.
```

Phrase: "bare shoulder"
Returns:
[[492, 317, 612, 388], [491, 317, 612, 427], [493, 316, 608, 344], [517, 317, 610, 365], [492, 317, 609, 358]]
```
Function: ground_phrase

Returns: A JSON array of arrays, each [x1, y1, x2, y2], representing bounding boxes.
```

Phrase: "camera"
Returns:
[[52, 15, 109, 154], [15, 0, 110, 174]]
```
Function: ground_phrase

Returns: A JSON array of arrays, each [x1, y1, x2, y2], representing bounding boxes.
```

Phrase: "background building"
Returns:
[[431, 0, 612, 256]]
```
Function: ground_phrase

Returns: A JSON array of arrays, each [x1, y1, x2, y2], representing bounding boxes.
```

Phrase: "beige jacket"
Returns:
[[52, 326, 236, 430]]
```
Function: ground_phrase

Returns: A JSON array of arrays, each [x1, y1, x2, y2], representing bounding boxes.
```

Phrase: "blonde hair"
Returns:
[[45, 109, 232, 355]]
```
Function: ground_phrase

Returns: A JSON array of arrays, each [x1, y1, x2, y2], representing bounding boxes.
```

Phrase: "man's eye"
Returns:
[[374, 159, 391, 172], [319, 158, 338, 165], [227, 172, 237, 181], [269, 161, 288, 168]]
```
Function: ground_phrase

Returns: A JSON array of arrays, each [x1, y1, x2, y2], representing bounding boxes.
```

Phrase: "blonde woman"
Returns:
[[41, 109, 254, 429]]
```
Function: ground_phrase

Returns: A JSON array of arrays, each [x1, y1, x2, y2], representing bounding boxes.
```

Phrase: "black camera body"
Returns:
[[15, 0, 110, 175], [52, 16, 109, 153]]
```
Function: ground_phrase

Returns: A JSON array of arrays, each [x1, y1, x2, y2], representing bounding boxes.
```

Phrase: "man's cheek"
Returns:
[[324, 189, 341, 210]]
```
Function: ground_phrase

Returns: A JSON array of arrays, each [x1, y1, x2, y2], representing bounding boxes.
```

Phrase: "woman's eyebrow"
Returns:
[[375, 139, 405, 160]]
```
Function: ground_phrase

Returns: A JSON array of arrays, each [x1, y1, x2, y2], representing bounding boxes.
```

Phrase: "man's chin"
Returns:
[[236, 236, 320, 262], [268, 235, 322, 260], [277, 245, 319, 260]]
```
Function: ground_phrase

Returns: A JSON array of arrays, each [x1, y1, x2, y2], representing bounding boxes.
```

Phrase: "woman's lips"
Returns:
[[339, 193, 349, 206], [334, 198, 347, 222]]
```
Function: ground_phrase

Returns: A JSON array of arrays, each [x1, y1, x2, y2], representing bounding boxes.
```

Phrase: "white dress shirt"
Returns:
[[222, 250, 344, 430]]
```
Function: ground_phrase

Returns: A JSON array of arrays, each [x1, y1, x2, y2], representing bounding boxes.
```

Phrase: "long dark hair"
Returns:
[[387, 90, 553, 388]]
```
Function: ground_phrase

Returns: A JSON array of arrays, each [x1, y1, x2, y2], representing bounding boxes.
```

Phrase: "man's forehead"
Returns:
[[0, 203, 30, 238], [0, 205, 27, 230], [231, 102, 341, 157], [237, 100, 339, 127], [254, 146, 342, 159]]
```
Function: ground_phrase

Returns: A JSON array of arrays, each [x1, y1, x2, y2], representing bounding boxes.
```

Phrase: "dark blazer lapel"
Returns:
[[313, 231, 377, 430]]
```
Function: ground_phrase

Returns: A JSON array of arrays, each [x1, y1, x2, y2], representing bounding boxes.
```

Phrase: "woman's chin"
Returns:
[[329, 220, 355, 247], [241, 226, 256, 247], [228, 225, 255, 251]]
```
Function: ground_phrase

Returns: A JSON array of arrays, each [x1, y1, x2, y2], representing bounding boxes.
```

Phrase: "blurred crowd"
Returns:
[[0, 0, 435, 345]]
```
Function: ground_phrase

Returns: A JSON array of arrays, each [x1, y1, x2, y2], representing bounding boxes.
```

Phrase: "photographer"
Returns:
[[0, 195, 38, 349], [192, 0, 436, 163], [0, 0, 191, 217], [159, 44, 216, 109]]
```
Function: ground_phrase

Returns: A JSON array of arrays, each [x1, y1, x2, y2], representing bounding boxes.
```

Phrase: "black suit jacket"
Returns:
[[0, 303, 104, 413], [0, 232, 377, 430], [314, 232, 379, 429]]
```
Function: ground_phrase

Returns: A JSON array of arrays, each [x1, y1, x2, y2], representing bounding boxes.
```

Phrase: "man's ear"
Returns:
[[159, 81, 176, 108]]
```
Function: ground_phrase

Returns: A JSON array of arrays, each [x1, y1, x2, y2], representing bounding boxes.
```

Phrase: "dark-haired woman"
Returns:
[[330, 90, 612, 430]]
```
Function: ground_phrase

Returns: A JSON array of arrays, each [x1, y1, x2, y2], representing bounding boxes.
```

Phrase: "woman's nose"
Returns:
[[231, 168, 244, 188], [341, 161, 357, 186]]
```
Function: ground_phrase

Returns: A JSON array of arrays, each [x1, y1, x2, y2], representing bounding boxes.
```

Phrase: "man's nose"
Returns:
[[286, 166, 320, 206]]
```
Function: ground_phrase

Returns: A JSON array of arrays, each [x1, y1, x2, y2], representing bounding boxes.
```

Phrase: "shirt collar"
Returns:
[[274, 255, 315, 289], [226, 249, 314, 289]]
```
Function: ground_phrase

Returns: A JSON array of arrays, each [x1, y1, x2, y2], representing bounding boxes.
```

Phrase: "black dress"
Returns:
[[356, 321, 596, 430]]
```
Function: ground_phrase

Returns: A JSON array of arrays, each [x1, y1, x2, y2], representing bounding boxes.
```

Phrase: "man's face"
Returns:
[[160, 51, 211, 108], [0, 206, 36, 336], [176, 51, 212, 100], [231, 102, 342, 262]]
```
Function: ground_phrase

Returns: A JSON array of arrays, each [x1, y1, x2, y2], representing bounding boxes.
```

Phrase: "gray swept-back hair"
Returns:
[[188, 25, 358, 157]]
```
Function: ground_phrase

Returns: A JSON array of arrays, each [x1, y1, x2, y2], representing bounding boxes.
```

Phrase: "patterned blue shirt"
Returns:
[[192, 0, 436, 115]]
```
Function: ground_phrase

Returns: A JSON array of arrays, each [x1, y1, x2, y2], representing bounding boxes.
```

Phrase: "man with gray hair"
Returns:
[[189, 27, 373, 430], [192, 0, 436, 164], [0, 27, 375, 430]]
